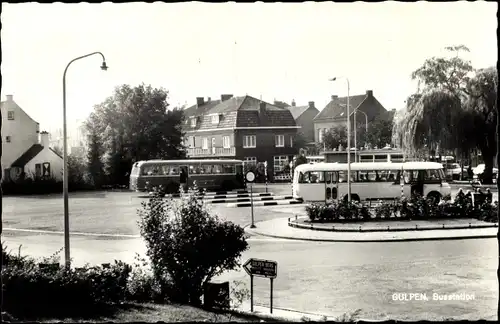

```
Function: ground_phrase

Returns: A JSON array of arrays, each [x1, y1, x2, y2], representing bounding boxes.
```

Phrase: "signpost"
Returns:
[[246, 171, 256, 228], [243, 258, 278, 314]]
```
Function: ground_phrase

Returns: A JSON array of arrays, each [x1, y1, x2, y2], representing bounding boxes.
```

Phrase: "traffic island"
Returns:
[[288, 216, 499, 232], [245, 217, 498, 242]]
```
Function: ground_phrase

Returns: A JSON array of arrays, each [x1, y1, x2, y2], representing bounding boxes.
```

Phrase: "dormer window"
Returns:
[[190, 117, 197, 127], [211, 114, 220, 125], [7, 111, 14, 120]]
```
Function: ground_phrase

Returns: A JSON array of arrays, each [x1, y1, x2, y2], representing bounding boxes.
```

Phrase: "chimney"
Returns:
[[308, 101, 315, 109], [259, 102, 266, 115], [291, 99, 296, 107], [207, 97, 211, 102], [196, 97, 205, 107], [366, 90, 373, 97], [331, 95, 338, 100], [40, 131, 49, 147], [221, 94, 233, 101], [6, 94, 13, 101]]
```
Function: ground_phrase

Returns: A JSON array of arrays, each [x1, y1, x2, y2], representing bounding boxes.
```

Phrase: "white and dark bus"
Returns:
[[293, 161, 451, 203], [129, 159, 245, 193]]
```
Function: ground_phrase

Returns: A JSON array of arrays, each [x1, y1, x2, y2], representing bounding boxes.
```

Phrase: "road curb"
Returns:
[[288, 218, 499, 233], [2, 227, 141, 239], [245, 227, 497, 243]]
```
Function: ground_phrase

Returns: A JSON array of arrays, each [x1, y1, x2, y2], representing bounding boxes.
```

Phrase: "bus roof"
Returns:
[[135, 159, 244, 166], [295, 161, 443, 172]]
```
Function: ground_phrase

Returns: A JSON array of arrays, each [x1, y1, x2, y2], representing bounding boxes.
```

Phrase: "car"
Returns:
[[473, 164, 498, 183]]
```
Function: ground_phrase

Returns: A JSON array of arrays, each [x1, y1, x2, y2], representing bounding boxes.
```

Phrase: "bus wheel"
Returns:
[[427, 192, 441, 204]]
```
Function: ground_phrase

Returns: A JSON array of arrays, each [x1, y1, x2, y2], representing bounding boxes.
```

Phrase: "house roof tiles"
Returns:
[[11, 144, 44, 167], [183, 95, 297, 130]]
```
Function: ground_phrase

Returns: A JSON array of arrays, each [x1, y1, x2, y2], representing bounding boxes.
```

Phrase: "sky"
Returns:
[[1, 2, 497, 134]]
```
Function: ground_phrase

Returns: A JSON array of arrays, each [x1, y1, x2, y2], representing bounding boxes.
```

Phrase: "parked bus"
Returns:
[[129, 159, 245, 193], [292, 161, 451, 203]]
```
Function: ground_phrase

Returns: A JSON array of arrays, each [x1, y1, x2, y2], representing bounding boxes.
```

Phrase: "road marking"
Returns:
[[3, 228, 292, 242], [3, 227, 140, 238]]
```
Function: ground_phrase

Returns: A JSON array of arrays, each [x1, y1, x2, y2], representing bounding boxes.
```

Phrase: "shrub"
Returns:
[[137, 183, 249, 306], [1, 246, 132, 319], [125, 253, 165, 303]]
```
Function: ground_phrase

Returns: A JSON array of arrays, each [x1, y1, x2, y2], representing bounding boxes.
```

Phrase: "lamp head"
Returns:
[[100, 61, 108, 71], [329, 77, 337, 81]]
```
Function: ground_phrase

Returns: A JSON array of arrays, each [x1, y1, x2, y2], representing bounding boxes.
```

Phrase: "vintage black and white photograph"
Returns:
[[0, 1, 498, 322]]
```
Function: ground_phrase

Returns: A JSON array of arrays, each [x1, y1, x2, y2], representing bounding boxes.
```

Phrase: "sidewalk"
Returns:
[[245, 217, 498, 242], [235, 301, 338, 322]]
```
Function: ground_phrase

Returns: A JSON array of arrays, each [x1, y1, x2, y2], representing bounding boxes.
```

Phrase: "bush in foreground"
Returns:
[[138, 184, 249, 306], [1, 245, 132, 319]]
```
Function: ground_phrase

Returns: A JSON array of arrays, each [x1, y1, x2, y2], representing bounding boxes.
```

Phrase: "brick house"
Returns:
[[284, 100, 319, 144], [313, 90, 387, 144], [182, 94, 300, 181]]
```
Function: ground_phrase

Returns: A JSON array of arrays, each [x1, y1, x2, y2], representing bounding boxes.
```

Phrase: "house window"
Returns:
[[274, 155, 289, 173], [243, 135, 256, 148], [275, 135, 284, 147], [290, 136, 294, 148], [211, 114, 219, 125], [7, 111, 14, 120], [35, 163, 42, 178], [244, 157, 257, 165], [190, 117, 197, 127], [318, 129, 324, 143], [6, 136, 11, 143], [223, 136, 230, 148], [188, 136, 195, 148], [202, 137, 209, 149]]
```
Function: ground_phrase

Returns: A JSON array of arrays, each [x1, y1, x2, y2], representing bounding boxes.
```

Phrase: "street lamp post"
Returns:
[[329, 76, 351, 202], [63, 52, 108, 269]]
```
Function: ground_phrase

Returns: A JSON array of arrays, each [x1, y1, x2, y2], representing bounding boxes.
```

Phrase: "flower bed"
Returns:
[[305, 194, 498, 224]]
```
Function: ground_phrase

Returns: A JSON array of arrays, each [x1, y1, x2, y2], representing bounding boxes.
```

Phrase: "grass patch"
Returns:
[[10, 302, 280, 323]]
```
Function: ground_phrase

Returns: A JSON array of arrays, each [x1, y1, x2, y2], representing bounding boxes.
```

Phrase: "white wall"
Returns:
[[24, 148, 63, 181], [1, 95, 40, 171]]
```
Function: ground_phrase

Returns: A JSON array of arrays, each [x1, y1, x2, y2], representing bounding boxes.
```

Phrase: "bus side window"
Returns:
[[161, 165, 170, 175], [170, 166, 179, 175], [367, 171, 377, 182], [338, 171, 345, 183], [202, 165, 212, 174], [142, 165, 152, 175], [387, 171, 396, 182], [213, 165, 222, 173], [404, 171, 412, 184], [222, 164, 235, 174], [299, 172, 309, 183]]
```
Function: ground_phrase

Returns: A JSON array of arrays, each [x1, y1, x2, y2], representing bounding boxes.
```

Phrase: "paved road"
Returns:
[[2, 191, 498, 320]]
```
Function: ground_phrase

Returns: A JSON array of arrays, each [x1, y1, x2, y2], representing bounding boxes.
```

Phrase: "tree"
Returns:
[[294, 148, 308, 168], [86, 130, 105, 188], [138, 188, 248, 306], [85, 84, 186, 185], [294, 131, 308, 151], [464, 67, 498, 183], [323, 126, 348, 151], [393, 45, 474, 159], [394, 45, 497, 183]]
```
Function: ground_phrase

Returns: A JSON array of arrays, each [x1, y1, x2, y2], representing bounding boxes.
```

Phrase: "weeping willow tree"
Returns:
[[393, 90, 466, 160], [393, 45, 475, 162]]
